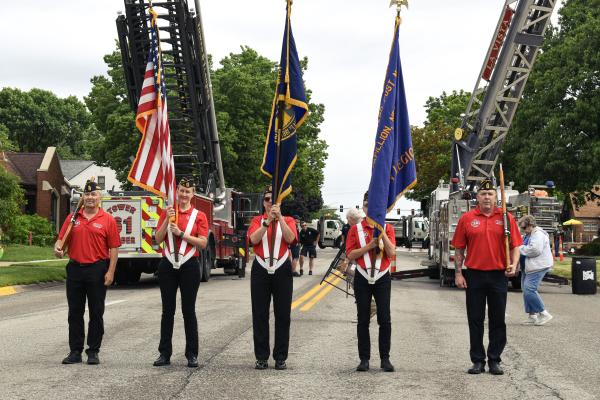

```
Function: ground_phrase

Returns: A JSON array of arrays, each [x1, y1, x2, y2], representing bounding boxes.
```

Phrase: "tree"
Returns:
[[211, 46, 328, 200], [85, 51, 139, 186], [0, 124, 16, 152], [0, 88, 93, 159], [503, 0, 600, 197], [0, 165, 25, 237], [87, 46, 329, 205], [408, 90, 470, 201]]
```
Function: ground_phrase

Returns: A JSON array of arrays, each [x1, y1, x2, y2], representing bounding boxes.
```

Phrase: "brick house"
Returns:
[[566, 189, 600, 244], [1, 147, 71, 232]]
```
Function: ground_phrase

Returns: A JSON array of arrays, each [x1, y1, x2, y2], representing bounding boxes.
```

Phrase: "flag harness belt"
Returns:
[[165, 208, 199, 269], [256, 219, 289, 275], [356, 223, 389, 284]]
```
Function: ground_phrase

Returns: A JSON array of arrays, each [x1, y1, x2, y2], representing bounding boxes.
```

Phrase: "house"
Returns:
[[1, 147, 70, 232], [566, 189, 600, 244], [60, 160, 122, 192]]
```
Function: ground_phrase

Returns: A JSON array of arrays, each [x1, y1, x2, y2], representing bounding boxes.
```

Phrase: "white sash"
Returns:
[[165, 208, 199, 269], [356, 223, 389, 284], [255, 219, 289, 274]]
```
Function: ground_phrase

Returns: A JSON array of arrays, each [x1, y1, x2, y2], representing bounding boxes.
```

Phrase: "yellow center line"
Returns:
[[291, 274, 337, 310], [299, 275, 342, 312]]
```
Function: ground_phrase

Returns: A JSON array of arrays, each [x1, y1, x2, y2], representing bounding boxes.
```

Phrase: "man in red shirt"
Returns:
[[452, 179, 522, 376], [54, 179, 121, 365], [247, 186, 298, 370], [346, 192, 396, 372]]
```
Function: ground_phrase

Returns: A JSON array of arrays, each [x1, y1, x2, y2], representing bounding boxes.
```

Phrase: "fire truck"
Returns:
[[92, 0, 260, 284], [427, 0, 560, 287]]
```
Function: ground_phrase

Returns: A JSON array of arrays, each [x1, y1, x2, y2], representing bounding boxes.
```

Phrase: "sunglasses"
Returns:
[[263, 196, 272, 202]]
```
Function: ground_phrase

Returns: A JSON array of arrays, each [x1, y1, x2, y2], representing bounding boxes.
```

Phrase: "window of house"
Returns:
[[97, 176, 105, 190], [583, 222, 598, 232]]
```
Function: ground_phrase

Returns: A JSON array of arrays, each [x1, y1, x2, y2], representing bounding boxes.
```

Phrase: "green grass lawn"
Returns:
[[0, 260, 68, 287], [0, 244, 56, 262], [551, 257, 600, 284]]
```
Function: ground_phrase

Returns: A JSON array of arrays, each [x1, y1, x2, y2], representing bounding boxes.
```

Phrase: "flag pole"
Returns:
[[268, 0, 292, 269]]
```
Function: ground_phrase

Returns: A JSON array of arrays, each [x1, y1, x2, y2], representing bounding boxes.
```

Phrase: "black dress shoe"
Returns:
[[87, 352, 100, 365], [380, 358, 395, 372], [255, 360, 268, 370], [153, 354, 171, 366], [356, 359, 369, 372], [187, 356, 199, 368], [488, 361, 504, 375], [467, 362, 485, 374], [62, 351, 82, 364], [274, 360, 287, 370]]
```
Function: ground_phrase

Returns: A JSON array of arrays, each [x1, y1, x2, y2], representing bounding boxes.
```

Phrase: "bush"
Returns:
[[6, 214, 56, 246], [578, 238, 600, 256]]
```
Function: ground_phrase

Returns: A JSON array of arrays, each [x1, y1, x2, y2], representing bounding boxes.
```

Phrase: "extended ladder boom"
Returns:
[[451, 0, 558, 192], [117, 0, 225, 198]]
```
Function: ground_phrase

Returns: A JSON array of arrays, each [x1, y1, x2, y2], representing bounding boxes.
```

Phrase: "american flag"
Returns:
[[127, 8, 176, 206]]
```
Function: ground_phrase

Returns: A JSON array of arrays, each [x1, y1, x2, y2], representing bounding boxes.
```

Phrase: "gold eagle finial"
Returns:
[[389, 0, 409, 11]]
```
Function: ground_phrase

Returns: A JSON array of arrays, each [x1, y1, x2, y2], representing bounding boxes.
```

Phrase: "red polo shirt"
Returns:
[[247, 214, 298, 259], [157, 207, 209, 257], [452, 207, 523, 271], [345, 220, 396, 271], [58, 208, 121, 264]]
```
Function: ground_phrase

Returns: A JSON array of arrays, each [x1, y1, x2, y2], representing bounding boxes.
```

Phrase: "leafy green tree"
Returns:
[[87, 46, 329, 206], [0, 88, 93, 158], [408, 90, 470, 201], [0, 165, 25, 237], [0, 124, 17, 152], [85, 51, 138, 186], [503, 0, 600, 196], [212, 46, 328, 201]]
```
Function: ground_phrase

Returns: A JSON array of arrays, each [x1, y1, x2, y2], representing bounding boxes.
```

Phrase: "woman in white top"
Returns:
[[518, 215, 554, 326]]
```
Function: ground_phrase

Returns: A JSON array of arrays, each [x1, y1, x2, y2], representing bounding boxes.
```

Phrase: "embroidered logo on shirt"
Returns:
[[471, 219, 481, 228], [93, 223, 103, 229], [495, 220, 503, 225]]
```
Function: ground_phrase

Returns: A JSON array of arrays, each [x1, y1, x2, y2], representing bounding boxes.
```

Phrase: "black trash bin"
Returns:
[[571, 257, 597, 295]]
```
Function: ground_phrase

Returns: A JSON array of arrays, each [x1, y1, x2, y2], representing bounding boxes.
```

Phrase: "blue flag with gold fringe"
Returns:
[[260, 0, 308, 204], [366, 16, 417, 235]]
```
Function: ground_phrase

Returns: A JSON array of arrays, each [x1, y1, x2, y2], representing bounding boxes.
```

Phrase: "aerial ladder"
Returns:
[[116, 0, 225, 199]]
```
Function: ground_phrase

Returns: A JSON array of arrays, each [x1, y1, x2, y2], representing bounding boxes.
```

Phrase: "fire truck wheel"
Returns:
[[510, 272, 522, 291], [127, 270, 141, 284], [200, 249, 212, 282]]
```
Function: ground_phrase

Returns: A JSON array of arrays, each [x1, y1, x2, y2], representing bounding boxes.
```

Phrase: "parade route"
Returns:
[[1, 248, 599, 400]]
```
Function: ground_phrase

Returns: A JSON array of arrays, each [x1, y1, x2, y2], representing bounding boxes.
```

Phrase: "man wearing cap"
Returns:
[[54, 179, 121, 365], [452, 179, 522, 375], [345, 191, 396, 372]]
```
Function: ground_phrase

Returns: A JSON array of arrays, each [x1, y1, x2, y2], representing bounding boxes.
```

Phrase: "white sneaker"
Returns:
[[535, 312, 553, 326], [522, 315, 538, 325]]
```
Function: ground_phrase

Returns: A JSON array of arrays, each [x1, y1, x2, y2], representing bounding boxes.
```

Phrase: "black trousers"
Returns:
[[158, 257, 201, 358], [354, 272, 391, 361], [250, 259, 293, 361], [464, 269, 508, 364], [65, 260, 108, 354]]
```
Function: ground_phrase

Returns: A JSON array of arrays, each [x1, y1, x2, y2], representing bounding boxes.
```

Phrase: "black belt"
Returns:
[[69, 259, 108, 267]]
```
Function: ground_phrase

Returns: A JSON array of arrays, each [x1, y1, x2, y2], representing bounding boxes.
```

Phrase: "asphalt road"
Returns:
[[1, 248, 599, 399]]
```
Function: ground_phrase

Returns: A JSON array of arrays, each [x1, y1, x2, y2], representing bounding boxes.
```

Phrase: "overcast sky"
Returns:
[[0, 0, 561, 219]]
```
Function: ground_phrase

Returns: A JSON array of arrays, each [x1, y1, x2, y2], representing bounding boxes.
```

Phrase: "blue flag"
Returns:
[[367, 17, 417, 235], [261, 0, 308, 204]]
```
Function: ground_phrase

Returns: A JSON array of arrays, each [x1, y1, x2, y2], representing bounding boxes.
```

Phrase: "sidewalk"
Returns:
[[0, 259, 56, 267]]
